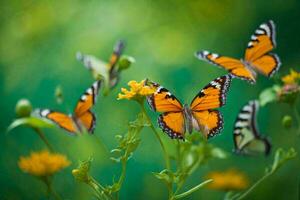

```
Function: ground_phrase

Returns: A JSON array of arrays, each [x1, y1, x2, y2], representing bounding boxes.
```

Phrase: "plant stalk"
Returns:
[[33, 128, 54, 152]]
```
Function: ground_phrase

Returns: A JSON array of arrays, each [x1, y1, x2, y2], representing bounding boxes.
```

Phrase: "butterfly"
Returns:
[[195, 20, 281, 84], [233, 100, 271, 155], [77, 40, 125, 90], [39, 81, 101, 134], [146, 75, 232, 140]]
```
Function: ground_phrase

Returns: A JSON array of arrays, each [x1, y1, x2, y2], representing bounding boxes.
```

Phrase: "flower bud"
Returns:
[[72, 159, 92, 183], [282, 115, 292, 128], [15, 99, 32, 118], [118, 56, 135, 71]]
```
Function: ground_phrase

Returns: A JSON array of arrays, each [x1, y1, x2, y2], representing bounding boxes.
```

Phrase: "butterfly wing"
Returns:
[[147, 81, 183, 113], [158, 112, 185, 139], [108, 40, 125, 88], [250, 53, 281, 77], [245, 20, 281, 77], [146, 81, 185, 139], [74, 81, 101, 116], [195, 51, 255, 83], [245, 20, 276, 62], [233, 100, 271, 155], [40, 109, 77, 134], [77, 111, 96, 133], [74, 81, 101, 133], [190, 75, 232, 138], [192, 110, 223, 138]]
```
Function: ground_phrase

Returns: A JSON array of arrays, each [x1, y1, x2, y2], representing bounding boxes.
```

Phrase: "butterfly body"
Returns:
[[39, 81, 101, 135], [196, 20, 281, 83], [147, 75, 232, 140]]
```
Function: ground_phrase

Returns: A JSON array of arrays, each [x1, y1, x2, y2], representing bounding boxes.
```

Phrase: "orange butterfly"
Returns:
[[39, 81, 101, 134], [195, 20, 281, 84], [146, 75, 232, 140]]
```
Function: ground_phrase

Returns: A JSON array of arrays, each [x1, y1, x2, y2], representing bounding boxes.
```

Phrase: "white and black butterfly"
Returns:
[[233, 100, 271, 155]]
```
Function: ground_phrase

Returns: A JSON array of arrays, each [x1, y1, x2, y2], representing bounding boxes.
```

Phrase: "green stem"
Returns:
[[33, 128, 54, 152], [139, 103, 171, 170], [235, 171, 272, 200], [88, 178, 106, 199], [43, 176, 62, 200], [293, 105, 300, 135], [139, 102, 173, 198], [173, 179, 213, 199], [117, 158, 128, 189]]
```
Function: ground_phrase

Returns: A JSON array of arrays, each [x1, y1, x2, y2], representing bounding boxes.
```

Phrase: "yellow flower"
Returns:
[[118, 80, 155, 100], [18, 150, 70, 177], [205, 169, 249, 191], [281, 69, 300, 85]]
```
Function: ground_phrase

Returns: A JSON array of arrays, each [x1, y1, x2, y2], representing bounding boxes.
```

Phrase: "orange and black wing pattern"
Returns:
[[40, 109, 77, 134], [158, 112, 185, 140], [74, 80, 101, 133], [108, 40, 125, 88], [190, 75, 232, 138], [146, 81, 185, 139], [245, 20, 281, 77], [195, 51, 256, 83], [147, 81, 183, 113]]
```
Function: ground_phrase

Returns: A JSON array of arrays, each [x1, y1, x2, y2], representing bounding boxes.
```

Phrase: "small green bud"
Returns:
[[118, 56, 135, 71], [15, 99, 32, 118], [282, 115, 292, 128], [55, 85, 63, 104], [72, 159, 92, 183]]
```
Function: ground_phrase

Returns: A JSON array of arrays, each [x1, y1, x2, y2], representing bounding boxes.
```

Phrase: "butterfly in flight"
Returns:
[[195, 20, 281, 84], [39, 81, 101, 135], [146, 75, 232, 140], [233, 100, 271, 155], [77, 40, 125, 89]]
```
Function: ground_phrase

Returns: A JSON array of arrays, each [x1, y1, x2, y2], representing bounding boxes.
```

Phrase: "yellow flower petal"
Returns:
[[206, 169, 249, 191], [118, 80, 154, 100], [18, 150, 70, 177]]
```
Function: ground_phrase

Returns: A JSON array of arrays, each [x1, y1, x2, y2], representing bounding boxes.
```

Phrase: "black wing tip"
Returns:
[[263, 137, 272, 156], [264, 20, 276, 47], [195, 50, 211, 60], [114, 40, 126, 53], [267, 53, 281, 78], [88, 112, 97, 134]]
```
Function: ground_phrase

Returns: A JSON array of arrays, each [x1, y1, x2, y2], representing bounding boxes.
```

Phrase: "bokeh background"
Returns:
[[1, 0, 300, 199]]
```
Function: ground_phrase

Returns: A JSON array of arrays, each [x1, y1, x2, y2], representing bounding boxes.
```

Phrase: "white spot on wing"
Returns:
[[211, 53, 219, 60], [41, 109, 50, 116], [238, 113, 251, 120], [81, 95, 87, 101], [235, 121, 248, 128], [243, 105, 252, 112], [87, 88, 92, 94], [255, 29, 265, 35], [260, 24, 270, 36]]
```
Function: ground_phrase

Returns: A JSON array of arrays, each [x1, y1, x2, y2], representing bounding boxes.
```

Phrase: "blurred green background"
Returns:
[[1, 0, 300, 199]]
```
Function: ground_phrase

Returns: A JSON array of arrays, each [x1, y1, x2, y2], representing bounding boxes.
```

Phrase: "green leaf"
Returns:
[[270, 148, 297, 173], [7, 117, 54, 133], [259, 85, 280, 106], [173, 179, 213, 199], [153, 169, 174, 184], [210, 147, 227, 159]]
